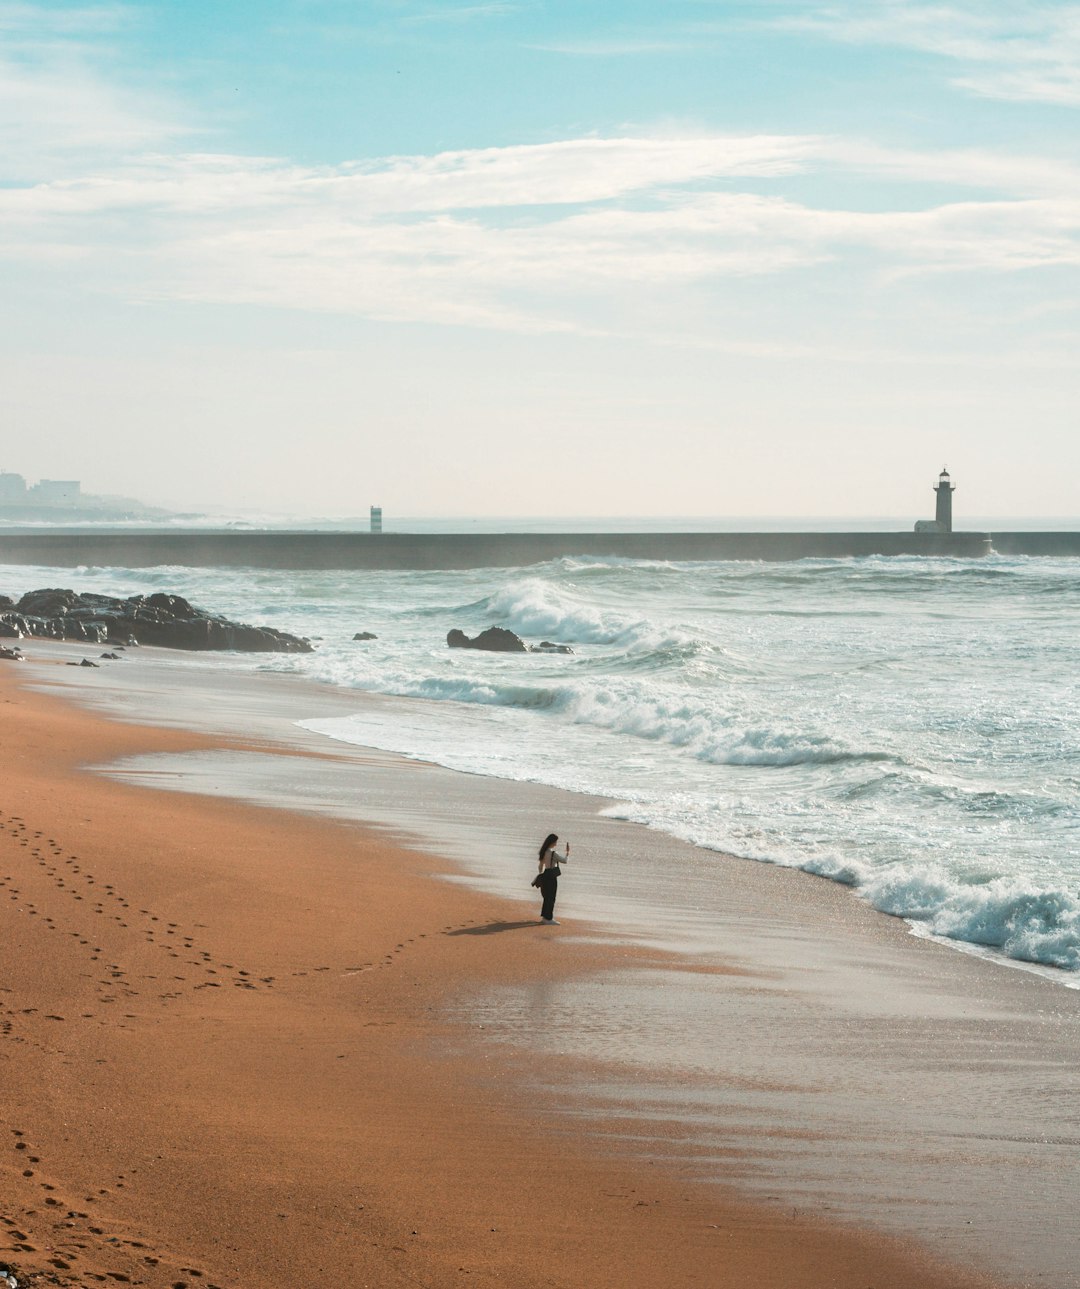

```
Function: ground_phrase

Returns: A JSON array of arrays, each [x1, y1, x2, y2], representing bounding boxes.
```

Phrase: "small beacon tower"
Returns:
[[934, 468, 955, 533], [370, 505, 382, 534]]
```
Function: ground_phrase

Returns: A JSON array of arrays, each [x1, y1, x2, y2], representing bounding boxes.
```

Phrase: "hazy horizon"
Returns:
[[2, 2, 1077, 518], [3, 504, 1080, 534]]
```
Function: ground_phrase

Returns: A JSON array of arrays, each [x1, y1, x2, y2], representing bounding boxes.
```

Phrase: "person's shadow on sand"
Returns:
[[444, 921, 540, 936]]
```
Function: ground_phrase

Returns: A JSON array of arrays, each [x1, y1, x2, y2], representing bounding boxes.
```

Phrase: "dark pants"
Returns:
[[539, 868, 559, 921]]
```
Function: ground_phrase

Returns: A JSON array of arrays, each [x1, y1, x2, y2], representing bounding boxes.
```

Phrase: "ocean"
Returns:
[[3, 548, 1079, 984]]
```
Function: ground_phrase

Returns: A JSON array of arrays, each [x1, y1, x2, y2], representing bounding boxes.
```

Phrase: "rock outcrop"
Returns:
[[445, 627, 574, 654], [0, 589, 313, 653], [446, 627, 528, 653], [352, 631, 378, 641]]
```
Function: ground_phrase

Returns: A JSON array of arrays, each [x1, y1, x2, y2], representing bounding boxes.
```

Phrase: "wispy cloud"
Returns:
[[2, 3, 1078, 341], [401, 3, 521, 24], [3, 132, 1079, 334], [779, 3, 1080, 107], [0, 2, 190, 178], [0, 135, 822, 220], [0, 2, 130, 35], [527, 37, 692, 56]]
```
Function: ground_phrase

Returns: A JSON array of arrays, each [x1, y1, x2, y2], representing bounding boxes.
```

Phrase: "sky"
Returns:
[[1, 0, 1078, 519]]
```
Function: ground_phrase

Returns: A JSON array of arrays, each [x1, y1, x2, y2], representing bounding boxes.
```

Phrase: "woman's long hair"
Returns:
[[539, 832, 558, 860]]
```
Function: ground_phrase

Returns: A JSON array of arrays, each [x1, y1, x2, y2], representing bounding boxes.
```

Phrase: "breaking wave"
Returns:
[[479, 577, 699, 651], [851, 864, 1080, 972]]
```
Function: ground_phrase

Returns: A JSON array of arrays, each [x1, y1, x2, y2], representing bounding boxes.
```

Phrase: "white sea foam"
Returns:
[[6, 550, 1080, 983], [842, 863, 1080, 972], [483, 576, 698, 650]]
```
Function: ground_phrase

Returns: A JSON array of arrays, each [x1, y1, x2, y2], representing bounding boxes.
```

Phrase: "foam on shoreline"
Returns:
[[16, 639, 1080, 1288]]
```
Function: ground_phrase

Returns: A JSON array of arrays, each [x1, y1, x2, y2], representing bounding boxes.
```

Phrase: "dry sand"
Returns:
[[0, 653, 1034, 1288]]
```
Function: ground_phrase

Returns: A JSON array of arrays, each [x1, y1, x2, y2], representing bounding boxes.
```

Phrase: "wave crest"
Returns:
[[865, 869, 1080, 972], [481, 577, 697, 650]]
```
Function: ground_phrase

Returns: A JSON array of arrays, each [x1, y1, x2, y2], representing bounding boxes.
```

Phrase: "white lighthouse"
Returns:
[[934, 468, 955, 532], [915, 468, 956, 534]]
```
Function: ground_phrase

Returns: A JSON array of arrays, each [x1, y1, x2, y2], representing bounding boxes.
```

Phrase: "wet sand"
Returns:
[[1, 644, 1073, 1287]]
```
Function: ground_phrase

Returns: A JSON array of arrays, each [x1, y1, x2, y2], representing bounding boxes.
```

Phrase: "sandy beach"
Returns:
[[1, 645, 1075, 1288]]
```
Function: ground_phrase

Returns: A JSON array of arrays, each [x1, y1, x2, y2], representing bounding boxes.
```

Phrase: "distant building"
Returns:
[[370, 505, 383, 534], [30, 479, 81, 506], [0, 471, 27, 502], [0, 475, 82, 508]]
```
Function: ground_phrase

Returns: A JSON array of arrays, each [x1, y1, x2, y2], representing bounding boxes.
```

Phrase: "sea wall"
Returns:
[[0, 530, 1000, 569], [988, 532, 1080, 557]]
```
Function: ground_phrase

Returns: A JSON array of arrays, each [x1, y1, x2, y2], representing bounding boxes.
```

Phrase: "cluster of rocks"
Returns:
[[446, 627, 572, 654], [0, 587, 573, 659], [0, 589, 312, 653]]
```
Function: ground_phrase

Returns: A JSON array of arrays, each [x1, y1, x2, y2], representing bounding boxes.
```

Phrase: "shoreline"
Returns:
[[29, 637, 1080, 993], [3, 645, 1076, 1286]]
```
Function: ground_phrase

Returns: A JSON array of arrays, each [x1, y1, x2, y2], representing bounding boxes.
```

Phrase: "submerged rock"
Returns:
[[530, 640, 574, 654], [352, 631, 378, 641], [0, 588, 313, 654], [446, 626, 527, 653]]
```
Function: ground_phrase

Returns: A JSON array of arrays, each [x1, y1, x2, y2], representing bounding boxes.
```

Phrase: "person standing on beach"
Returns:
[[536, 832, 569, 924]]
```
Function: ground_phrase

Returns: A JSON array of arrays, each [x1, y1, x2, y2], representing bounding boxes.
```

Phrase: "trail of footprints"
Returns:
[[0, 810, 275, 1023], [2, 1128, 223, 1288], [0, 813, 468, 1283], [0, 809, 467, 990], [0, 812, 251, 1283], [338, 921, 492, 976], [341, 930, 430, 976]]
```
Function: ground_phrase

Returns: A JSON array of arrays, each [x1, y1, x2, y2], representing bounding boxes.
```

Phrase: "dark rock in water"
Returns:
[[447, 626, 527, 653], [530, 641, 574, 655], [352, 631, 378, 641], [0, 595, 15, 611], [0, 588, 313, 653], [0, 645, 22, 661], [100, 652, 122, 660], [68, 658, 100, 668]]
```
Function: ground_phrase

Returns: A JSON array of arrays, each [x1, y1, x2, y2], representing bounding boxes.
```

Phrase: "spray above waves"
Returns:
[[480, 576, 701, 651]]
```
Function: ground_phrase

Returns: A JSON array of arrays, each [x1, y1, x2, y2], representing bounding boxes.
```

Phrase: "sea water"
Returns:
[[3, 549, 1079, 981]]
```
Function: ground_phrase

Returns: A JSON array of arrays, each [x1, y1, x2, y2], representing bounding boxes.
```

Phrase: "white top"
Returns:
[[538, 846, 569, 872]]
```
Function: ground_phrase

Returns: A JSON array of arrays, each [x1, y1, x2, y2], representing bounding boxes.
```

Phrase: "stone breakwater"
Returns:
[[0, 530, 1002, 569], [0, 589, 313, 653]]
